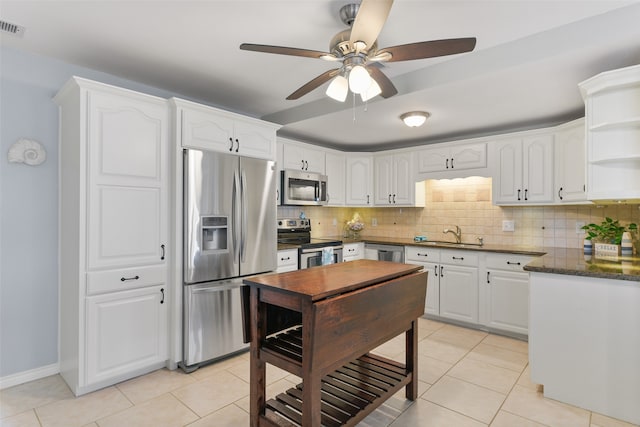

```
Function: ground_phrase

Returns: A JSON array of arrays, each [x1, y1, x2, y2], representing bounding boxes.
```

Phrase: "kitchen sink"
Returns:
[[417, 241, 483, 248]]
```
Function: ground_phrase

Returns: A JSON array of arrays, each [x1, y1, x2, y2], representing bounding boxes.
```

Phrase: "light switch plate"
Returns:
[[502, 220, 515, 232], [576, 221, 585, 234], [372, 218, 378, 227]]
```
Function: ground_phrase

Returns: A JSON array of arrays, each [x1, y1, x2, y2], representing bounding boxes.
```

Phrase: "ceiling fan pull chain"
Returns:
[[352, 92, 357, 123]]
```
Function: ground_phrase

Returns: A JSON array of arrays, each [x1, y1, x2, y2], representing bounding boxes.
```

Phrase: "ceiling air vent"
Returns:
[[0, 20, 25, 37]]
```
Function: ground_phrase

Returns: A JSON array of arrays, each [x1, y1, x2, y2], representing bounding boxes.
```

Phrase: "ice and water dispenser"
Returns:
[[201, 216, 228, 252]]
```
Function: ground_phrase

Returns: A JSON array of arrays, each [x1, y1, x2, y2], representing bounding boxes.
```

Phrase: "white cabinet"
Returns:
[[494, 134, 554, 204], [343, 242, 364, 262], [55, 77, 169, 396], [580, 64, 640, 203], [280, 139, 325, 173], [325, 151, 346, 206], [346, 155, 373, 206], [438, 250, 479, 324], [417, 142, 486, 173], [173, 98, 278, 160], [374, 152, 424, 206], [276, 249, 298, 272], [405, 247, 440, 315], [481, 253, 535, 336], [86, 285, 167, 385], [555, 119, 587, 203]]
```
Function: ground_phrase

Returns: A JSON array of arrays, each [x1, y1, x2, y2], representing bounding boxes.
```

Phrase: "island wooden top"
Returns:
[[243, 259, 423, 301]]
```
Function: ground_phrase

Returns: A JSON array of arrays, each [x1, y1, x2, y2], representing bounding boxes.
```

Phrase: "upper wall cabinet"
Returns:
[[554, 119, 587, 203], [346, 154, 373, 206], [579, 65, 640, 203], [325, 150, 346, 206], [493, 134, 554, 205], [172, 98, 279, 160], [279, 138, 326, 174], [373, 152, 425, 206], [417, 142, 486, 174]]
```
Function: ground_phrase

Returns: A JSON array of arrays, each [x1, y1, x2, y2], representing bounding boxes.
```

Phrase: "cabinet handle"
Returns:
[[451, 157, 454, 168], [301, 160, 305, 170], [235, 138, 239, 153], [440, 265, 444, 277], [487, 271, 490, 284], [367, 195, 370, 204], [434, 265, 438, 277], [507, 261, 521, 265], [280, 256, 290, 261], [446, 158, 449, 169], [388, 194, 392, 203], [517, 189, 521, 201], [417, 253, 428, 257], [558, 187, 563, 200], [452, 256, 464, 260], [305, 160, 309, 170], [524, 189, 528, 201], [229, 137, 233, 152], [121, 275, 140, 282], [392, 194, 396, 203], [160, 288, 165, 304], [160, 244, 165, 260], [276, 189, 279, 202]]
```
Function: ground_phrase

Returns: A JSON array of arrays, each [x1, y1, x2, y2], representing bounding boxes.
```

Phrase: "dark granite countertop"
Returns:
[[524, 247, 640, 282]]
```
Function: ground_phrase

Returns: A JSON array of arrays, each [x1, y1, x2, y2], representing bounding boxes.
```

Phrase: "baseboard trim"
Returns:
[[0, 363, 60, 390]]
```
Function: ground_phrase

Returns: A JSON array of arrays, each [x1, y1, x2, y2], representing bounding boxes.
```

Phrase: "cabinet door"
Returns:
[[86, 285, 167, 386], [494, 138, 522, 204], [234, 120, 276, 160], [522, 134, 554, 203], [87, 90, 168, 270], [276, 249, 298, 272], [374, 155, 394, 205], [282, 143, 325, 173], [392, 153, 414, 205], [439, 264, 479, 323], [555, 122, 586, 203], [325, 152, 345, 206], [423, 262, 440, 316], [450, 143, 487, 170], [485, 270, 529, 335], [417, 146, 450, 173], [181, 106, 235, 153], [346, 156, 372, 205]]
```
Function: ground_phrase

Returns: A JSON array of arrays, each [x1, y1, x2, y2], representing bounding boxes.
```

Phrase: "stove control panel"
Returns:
[[277, 218, 310, 231]]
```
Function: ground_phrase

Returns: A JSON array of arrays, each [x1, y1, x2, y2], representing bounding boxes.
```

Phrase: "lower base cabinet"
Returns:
[[276, 249, 298, 272], [343, 242, 364, 262], [86, 286, 168, 386]]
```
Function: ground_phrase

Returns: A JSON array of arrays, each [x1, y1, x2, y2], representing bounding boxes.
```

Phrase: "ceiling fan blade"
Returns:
[[378, 38, 477, 62], [240, 43, 333, 60], [286, 69, 341, 100], [349, 0, 393, 52], [367, 66, 398, 98]]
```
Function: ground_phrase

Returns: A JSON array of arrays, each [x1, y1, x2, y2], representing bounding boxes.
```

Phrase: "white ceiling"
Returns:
[[2, 0, 640, 151]]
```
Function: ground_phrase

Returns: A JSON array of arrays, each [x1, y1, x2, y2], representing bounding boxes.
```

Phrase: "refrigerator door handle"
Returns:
[[240, 170, 248, 262], [232, 170, 240, 260]]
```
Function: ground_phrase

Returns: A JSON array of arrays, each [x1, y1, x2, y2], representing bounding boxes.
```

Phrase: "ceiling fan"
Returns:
[[240, 0, 476, 102]]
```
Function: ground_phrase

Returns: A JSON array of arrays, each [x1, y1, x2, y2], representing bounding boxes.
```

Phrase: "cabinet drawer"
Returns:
[[439, 249, 479, 266], [405, 246, 440, 262], [485, 253, 536, 271], [343, 242, 363, 258], [277, 249, 298, 269], [87, 265, 166, 295]]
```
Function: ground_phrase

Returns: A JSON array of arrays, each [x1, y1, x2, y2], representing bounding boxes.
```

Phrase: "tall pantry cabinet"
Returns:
[[55, 77, 169, 396]]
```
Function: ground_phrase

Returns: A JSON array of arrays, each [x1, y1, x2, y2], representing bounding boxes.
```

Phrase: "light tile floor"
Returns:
[[1, 318, 638, 427]]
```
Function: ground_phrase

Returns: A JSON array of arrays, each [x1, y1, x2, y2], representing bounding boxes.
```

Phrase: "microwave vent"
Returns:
[[0, 20, 25, 37]]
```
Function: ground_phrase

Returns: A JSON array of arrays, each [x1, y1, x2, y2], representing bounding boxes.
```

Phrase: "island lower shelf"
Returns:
[[263, 328, 411, 427]]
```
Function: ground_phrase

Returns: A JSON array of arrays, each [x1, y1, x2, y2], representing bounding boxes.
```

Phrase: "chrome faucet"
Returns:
[[443, 225, 462, 243]]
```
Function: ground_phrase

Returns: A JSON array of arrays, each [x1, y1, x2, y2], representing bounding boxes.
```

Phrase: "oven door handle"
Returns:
[[300, 245, 343, 254]]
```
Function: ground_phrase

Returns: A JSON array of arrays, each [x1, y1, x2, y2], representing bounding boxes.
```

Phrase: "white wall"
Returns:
[[0, 46, 215, 380]]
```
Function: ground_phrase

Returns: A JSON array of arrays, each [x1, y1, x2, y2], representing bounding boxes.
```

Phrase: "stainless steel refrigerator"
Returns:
[[182, 148, 276, 370]]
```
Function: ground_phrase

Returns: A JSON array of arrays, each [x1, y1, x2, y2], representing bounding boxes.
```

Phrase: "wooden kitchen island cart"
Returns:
[[242, 259, 428, 427]]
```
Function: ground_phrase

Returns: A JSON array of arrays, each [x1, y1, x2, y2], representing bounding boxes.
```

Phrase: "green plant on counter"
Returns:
[[581, 217, 637, 245]]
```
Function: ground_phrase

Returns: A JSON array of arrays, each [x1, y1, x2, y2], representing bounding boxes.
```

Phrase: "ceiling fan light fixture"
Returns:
[[401, 111, 430, 127], [360, 79, 381, 102], [348, 65, 371, 94], [326, 75, 349, 102]]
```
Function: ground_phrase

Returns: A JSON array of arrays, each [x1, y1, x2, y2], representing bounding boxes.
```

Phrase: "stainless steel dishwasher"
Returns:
[[364, 243, 405, 263]]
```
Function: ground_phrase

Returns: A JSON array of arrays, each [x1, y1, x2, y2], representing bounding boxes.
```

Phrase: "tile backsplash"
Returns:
[[277, 177, 640, 249]]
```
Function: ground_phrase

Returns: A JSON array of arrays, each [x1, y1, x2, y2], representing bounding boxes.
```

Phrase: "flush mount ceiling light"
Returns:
[[400, 111, 430, 127]]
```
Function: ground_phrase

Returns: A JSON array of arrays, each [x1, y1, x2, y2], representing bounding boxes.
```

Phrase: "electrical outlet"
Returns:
[[372, 218, 378, 227], [332, 218, 337, 226], [502, 220, 515, 232], [576, 221, 585, 234]]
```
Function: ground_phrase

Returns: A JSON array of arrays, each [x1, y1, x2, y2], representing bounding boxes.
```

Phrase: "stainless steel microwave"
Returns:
[[281, 169, 328, 206]]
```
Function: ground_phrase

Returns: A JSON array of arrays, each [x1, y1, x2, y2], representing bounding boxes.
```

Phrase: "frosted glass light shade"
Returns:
[[326, 75, 349, 102], [400, 111, 430, 127], [360, 79, 382, 102], [348, 65, 371, 94]]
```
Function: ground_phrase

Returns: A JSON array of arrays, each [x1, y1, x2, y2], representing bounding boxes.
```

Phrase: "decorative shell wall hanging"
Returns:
[[8, 138, 46, 166]]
